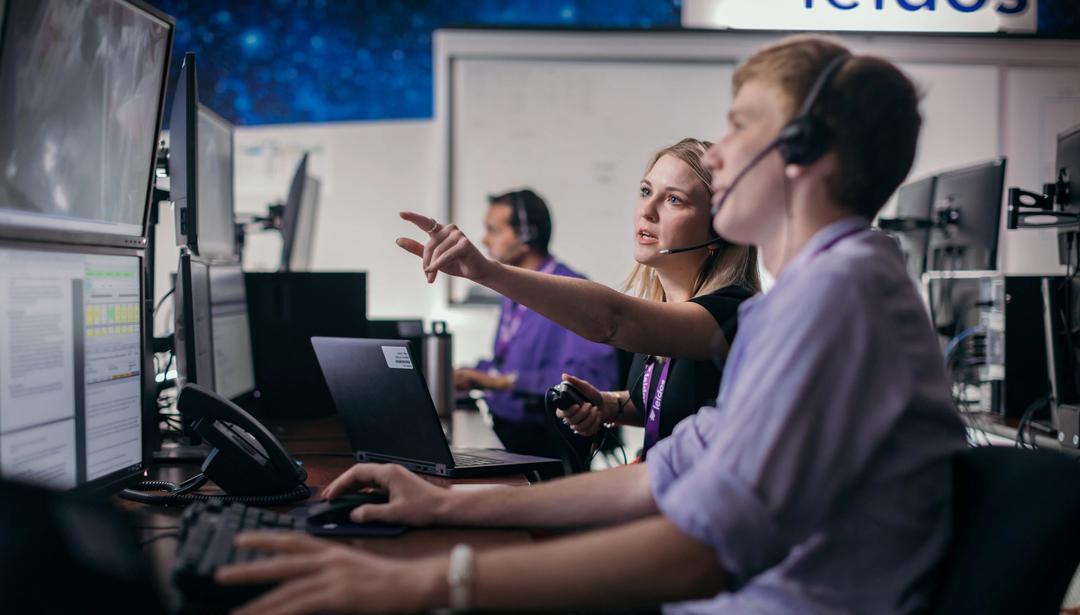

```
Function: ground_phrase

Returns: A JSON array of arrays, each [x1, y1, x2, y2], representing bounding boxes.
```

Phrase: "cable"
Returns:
[[138, 532, 179, 547], [152, 286, 175, 316], [118, 473, 311, 506]]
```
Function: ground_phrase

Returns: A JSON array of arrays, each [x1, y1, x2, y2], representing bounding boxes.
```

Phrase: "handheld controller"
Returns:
[[546, 381, 589, 410]]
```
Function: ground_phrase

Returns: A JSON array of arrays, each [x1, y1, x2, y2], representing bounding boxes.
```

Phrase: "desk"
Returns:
[[123, 415, 533, 612]]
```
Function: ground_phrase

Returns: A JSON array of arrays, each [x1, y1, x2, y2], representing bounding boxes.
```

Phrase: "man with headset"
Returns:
[[219, 36, 965, 614], [454, 188, 620, 466]]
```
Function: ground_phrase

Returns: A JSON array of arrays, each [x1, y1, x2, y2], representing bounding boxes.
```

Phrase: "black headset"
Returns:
[[662, 52, 852, 255], [511, 191, 536, 245]]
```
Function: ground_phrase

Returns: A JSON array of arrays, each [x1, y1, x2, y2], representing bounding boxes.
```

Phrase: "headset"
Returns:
[[661, 52, 852, 255], [512, 190, 536, 245]]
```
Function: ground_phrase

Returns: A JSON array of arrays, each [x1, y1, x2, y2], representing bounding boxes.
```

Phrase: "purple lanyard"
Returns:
[[641, 357, 672, 453], [494, 258, 558, 361], [813, 225, 867, 259]]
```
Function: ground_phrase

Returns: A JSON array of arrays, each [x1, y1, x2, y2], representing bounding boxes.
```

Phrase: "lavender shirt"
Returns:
[[477, 257, 620, 424], [648, 218, 966, 614]]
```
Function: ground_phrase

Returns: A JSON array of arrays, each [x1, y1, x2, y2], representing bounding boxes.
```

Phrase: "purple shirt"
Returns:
[[648, 218, 966, 613], [477, 257, 620, 424]]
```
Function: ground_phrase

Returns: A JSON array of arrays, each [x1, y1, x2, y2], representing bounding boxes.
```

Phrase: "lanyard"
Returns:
[[494, 257, 558, 361], [641, 357, 672, 453]]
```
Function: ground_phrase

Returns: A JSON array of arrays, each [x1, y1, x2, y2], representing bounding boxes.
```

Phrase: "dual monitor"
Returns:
[[0, 0, 322, 494]]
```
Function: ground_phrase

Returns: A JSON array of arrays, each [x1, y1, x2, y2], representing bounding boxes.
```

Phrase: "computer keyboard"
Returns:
[[452, 452, 501, 467], [173, 500, 300, 603]]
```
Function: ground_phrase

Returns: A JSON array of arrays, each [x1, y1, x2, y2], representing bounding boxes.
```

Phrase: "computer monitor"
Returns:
[[0, 0, 172, 247], [290, 176, 321, 272], [279, 154, 318, 272], [927, 158, 1007, 272], [174, 253, 256, 403], [170, 52, 199, 252], [0, 241, 146, 491], [194, 106, 237, 262], [889, 175, 937, 284], [1043, 277, 1080, 417], [1058, 123, 1080, 215], [208, 265, 256, 401]]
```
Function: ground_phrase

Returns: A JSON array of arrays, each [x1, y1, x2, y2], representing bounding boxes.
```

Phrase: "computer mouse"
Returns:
[[306, 492, 389, 526]]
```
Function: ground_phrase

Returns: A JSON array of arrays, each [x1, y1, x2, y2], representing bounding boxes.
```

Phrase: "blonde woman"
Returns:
[[558, 138, 760, 456], [405, 138, 761, 457]]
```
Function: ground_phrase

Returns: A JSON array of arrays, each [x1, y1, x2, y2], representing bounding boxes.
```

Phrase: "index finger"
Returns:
[[400, 211, 441, 235], [321, 463, 391, 500]]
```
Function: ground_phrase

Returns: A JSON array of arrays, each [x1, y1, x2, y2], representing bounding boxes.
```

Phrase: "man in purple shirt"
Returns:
[[219, 37, 967, 615], [453, 189, 619, 462]]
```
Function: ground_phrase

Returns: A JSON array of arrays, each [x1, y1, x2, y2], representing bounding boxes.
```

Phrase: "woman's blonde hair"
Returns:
[[623, 138, 761, 301]]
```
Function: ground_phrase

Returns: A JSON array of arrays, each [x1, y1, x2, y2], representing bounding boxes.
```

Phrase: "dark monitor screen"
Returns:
[[892, 175, 936, 284], [0, 242, 145, 491], [208, 265, 256, 401], [1043, 276, 1080, 411], [174, 252, 213, 391], [1058, 123, 1080, 212], [195, 106, 237, 262], [927, 158, 1006, 272], [175, 254, 256, 403], [289, 176, 321, 272], [280, 154, 310, 272], [0, 0, 172, 243]]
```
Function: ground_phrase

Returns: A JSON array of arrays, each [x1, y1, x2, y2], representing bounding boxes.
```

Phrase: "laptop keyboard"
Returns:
[[452, 452, 502, 467]]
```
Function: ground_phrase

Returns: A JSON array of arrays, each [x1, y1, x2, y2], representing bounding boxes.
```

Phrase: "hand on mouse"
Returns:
[[320, 463, 447, 526]]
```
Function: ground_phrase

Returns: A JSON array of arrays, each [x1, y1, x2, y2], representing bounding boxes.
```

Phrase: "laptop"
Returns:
[[312, 337, 562, 478]]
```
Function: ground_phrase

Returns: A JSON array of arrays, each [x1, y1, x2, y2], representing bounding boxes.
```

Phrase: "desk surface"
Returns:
[[124, 415, 533, 612]]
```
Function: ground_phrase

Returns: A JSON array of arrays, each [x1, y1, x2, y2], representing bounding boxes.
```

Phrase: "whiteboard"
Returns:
[[439, 29, 1080, 306], [450, 58, 733, 301]]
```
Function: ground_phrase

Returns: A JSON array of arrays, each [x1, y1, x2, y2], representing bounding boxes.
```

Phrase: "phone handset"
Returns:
[[178, 384, 308, 497]]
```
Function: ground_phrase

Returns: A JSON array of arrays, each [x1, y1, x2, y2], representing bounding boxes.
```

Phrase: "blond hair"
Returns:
[[623, 138, 761, 302]]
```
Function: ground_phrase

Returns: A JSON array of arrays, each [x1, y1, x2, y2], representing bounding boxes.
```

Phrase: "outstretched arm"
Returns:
[[397, 211, 727, 360], [320, 462, 656, 529]]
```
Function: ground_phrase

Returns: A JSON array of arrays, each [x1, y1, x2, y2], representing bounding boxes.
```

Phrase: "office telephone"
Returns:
[[121, 384, 310, 505]]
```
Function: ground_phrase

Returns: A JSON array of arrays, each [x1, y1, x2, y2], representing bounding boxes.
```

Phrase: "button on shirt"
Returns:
[[477, 257, 620, 424], [647, 218, 966, 614]]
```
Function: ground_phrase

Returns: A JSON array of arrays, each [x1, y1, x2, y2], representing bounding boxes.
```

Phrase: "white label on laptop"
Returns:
[[381, 346, 414, 370]]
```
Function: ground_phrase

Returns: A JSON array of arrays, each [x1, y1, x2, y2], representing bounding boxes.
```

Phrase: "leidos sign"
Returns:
[[682, 0, 1037, 33]]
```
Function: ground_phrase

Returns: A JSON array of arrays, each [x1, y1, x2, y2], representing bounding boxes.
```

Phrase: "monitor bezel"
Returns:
[[0, 0, 175, 250], [0, 237, 151, 495]]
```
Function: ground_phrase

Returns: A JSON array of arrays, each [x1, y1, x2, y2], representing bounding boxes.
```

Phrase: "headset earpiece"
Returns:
[[513, 192, 536, 246], [776, 53, 850, 167], [777, 116, 831, 166]]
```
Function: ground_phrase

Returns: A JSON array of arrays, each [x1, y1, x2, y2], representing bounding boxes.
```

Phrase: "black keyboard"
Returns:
[[452, 452, 501, 467], [173, 500, 300, 603]]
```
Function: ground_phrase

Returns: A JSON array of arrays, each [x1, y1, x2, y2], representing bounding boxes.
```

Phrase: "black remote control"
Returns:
[[546, 381, 589, 410]]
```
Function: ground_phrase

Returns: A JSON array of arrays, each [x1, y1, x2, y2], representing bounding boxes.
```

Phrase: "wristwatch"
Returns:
[[447, 543, 476, 611]]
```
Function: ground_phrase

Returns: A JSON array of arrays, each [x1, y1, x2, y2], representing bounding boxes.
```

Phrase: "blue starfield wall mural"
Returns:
[[151, 0, 1078, 126], [150, 0, 680, 126]]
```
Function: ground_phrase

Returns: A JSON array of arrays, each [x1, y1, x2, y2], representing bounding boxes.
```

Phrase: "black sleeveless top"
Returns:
[[626, 285, 754, 453]]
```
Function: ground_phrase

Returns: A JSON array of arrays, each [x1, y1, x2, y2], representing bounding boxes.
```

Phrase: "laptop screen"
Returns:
[[312, 337, 454, 465]]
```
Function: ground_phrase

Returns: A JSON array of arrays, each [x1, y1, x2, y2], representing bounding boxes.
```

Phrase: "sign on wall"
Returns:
[[682, 0, 1037, 33]]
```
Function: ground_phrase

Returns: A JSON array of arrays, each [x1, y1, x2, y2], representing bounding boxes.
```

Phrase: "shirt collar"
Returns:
[[738, 216, 869, 319], [775, 216, 870, 285]]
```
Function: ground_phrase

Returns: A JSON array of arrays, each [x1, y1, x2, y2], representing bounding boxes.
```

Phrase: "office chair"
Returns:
[[930, 447, 1080, 614]]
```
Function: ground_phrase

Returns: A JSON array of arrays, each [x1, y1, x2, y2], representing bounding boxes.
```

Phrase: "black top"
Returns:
[[626, 285, 755, 455]]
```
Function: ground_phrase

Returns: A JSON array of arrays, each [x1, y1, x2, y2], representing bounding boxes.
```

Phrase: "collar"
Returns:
[[774, 216, 870, 285], [738, 216, 870, 320]]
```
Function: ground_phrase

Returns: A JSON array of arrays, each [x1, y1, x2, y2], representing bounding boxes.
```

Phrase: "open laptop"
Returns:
[[312, 337, 561, 478]]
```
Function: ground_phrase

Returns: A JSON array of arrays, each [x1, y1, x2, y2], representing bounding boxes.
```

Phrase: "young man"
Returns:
[[453, 189, 620, 464], [218, 36, 966, 614]]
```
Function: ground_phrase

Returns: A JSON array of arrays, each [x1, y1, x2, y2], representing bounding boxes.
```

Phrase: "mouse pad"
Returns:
[[305, 519, 408, 537]]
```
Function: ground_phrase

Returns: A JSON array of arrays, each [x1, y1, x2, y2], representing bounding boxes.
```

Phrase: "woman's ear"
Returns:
[[784, 163, 805, 180]]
